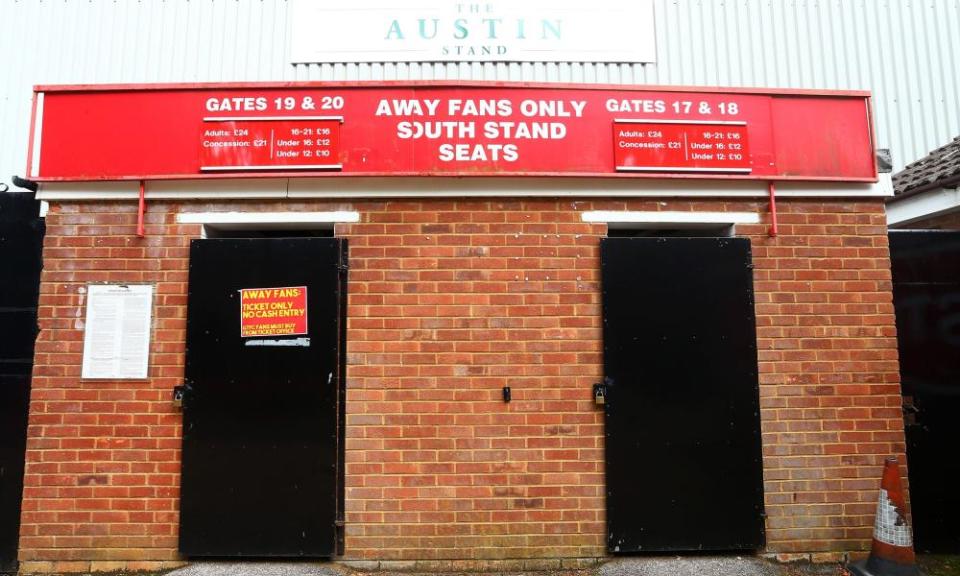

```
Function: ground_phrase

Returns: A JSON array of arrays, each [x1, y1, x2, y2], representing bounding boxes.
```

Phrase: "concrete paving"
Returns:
[[161, 557, 842, 576], [599, 556, 838, 576], [165, 562, 347, 576]]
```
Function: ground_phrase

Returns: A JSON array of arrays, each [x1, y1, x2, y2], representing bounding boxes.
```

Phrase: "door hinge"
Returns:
[[335, 519, 345, 556]]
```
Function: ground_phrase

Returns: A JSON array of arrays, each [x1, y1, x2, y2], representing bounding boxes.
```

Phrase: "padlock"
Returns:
[[172, 385, 186, 408], [593, 382, 606, 406]]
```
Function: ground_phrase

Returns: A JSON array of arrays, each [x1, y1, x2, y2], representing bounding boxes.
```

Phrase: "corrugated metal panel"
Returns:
[[2, 0, 959, 190]]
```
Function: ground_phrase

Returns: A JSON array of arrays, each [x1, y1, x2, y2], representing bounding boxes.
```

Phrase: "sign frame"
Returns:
[[27, 81, 879, 184]]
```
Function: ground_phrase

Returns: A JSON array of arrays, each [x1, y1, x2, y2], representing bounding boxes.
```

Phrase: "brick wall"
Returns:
[[19, 197, 905, 572]]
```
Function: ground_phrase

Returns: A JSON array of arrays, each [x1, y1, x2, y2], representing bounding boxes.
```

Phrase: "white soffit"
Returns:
[[35, 175, 891, 201], [176, 211, 360, 225], [887, 187, 960, 227], [35, 181, 141, 200], [34, 179, 290, 200], [581, 211, 760, 226], [286, 177, 889, 198]]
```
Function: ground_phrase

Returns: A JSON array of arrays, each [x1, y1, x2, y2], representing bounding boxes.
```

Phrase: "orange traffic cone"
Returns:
[[848, 457, 923, 576]]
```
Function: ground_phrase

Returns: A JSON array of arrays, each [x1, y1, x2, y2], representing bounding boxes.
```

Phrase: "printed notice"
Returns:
[[81, 284, 153, 379], [199, 118, 342, 171], [240, 286, 308, 338], [613, 121, 751, 173]]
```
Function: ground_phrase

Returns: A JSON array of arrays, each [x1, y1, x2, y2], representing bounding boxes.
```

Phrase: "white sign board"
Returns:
[[290, 0, 656, 64], [81, 284, 153, 380]]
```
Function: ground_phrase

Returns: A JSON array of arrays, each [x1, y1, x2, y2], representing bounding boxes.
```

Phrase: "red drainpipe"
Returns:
[[137, 180, 146, 237], [767, 181, 778, 238]]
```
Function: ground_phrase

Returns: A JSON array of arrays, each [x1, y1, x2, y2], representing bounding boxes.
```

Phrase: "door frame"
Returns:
[[599, 233, 766, 553], [178, 235, 347, 557]]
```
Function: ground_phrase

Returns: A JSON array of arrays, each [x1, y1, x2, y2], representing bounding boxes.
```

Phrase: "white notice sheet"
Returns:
[[81, 284, 153, 379]]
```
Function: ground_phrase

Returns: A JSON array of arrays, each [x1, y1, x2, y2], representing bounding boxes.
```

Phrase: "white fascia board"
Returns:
[[581, 211, 761, 225], [288, 177, 763, 197], [145, 178, 288, 199], [35, 174, 891, 201], [35, 181, 141, 200], [36, 179, 288, 200], [886, 186, 960, 226], [176, 211, 360, 225], [774, 173, 893, 197], [288, 176, 889, 198]]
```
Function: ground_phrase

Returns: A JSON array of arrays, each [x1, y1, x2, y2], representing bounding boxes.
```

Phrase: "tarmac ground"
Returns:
[[158, 556, 844, 576], [11, 554, 959, 576]]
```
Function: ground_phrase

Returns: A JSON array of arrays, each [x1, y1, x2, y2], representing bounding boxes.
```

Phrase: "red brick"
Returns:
[[21, 198, 904, 565]]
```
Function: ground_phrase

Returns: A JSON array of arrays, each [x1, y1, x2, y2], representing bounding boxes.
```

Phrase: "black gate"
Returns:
[[0, 193, 45, 572], [179, 238, 346, 557], [601, 237, 765, 553], [890, 230, 960, 553]]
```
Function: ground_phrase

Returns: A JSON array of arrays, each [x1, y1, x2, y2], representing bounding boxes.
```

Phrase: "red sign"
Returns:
[[614, 121, 751, 173], [30, 82, 877, 182], [200, 118, 341, 171], [239, 286, 308, 338]]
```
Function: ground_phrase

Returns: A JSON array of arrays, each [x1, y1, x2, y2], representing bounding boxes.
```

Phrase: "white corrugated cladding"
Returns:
[[1, 0, 959, 190]]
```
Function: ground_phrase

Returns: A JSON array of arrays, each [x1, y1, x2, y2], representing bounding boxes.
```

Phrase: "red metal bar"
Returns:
[[25, 93, 39, 177], [29, 172, 881, 184], [137, 180, 145, 237], [866, 96, 880, 177], [32, 80, 874, 98], [768, 181, 778, 238]]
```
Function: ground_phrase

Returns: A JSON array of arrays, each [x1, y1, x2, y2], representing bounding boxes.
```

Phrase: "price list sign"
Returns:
[[613, 121, 751, 173], [199, 117, 342, 171]]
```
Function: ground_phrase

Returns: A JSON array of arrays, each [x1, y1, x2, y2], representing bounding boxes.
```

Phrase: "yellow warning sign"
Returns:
[[239, 286, 308, 337]]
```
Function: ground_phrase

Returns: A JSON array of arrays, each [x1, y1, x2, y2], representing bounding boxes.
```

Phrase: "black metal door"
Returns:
[[179, 238, 345, 557], [601, 237, 765, 553], [891, 230, 960, 553], [0, 192, 44, 572], [0, 379, 30, 573]]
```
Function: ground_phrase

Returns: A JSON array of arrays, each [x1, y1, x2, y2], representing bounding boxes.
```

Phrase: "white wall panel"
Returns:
[[2, 0, 959, 191]]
